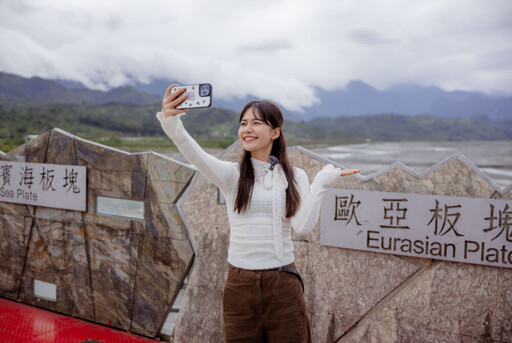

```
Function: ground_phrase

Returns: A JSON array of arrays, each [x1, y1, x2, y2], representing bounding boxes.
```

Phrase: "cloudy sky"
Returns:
[[1, 0, 511, 110]]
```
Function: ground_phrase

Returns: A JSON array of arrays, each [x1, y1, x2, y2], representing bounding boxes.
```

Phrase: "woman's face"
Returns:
[[238, 107, 280, 160]]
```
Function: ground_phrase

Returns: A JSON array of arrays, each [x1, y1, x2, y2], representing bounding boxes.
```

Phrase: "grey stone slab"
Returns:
[[23, 217, 94, 320], [5, 131, 51, 163], [0, 267, 19, 299], [159, 204, 188, 240], [75, 138, 133, 172], [148, 180, 187, 205], [494, 269, 512, 341], [145, 197, 190, 239], [34, 206, 82, 221], [135, 235, 193, 307], [130, 306, 167, 337], [372, 158, 497, 198], [90, 261, 133, 329], [19, 222, 95, 321], [0, 201, 28, 216], [131, 234, 193, 337], [131, 171, 146, 201], [85, 206, 140, 329], [308, 312, 360, 343], [294, 242, 420, 341], [337, 260, 509, 342], [46, 131, 76, 165], [502, 189, 512, 200], [83, 212, 133, 232], [0, 214, 31, 298], [172, 286, 225, 343], [86, 223, 133, 269], [147, 153, 194, 182], [87, 168, 133, 193]]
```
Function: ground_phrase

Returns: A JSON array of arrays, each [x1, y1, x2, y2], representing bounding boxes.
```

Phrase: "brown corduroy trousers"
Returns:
[[223, 263, 311, 343]]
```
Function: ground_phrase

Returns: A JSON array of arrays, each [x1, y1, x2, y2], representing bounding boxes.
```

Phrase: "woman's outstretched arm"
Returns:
[[157, 84, 238, 191], [291, 165, 359, 235]]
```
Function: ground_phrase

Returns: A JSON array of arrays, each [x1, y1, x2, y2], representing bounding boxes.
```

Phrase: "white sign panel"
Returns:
[[320, 189, 512, 269], [0, 161, 86, 211]]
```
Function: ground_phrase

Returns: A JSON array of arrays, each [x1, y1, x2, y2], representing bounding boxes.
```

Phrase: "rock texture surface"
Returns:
[[176, 142, 511, 343], [0, 129, 195, 338]]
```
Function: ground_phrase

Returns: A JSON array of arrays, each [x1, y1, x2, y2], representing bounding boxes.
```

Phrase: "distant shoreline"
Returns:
[[312, 140, 512, 189]]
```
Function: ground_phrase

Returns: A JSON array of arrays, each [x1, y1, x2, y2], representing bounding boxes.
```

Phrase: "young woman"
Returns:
[[157, 85, 359, 343]]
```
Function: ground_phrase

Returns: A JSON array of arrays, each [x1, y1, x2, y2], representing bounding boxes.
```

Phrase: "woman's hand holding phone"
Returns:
[[162, 84, 189, 119], [162, 83, 213, 119]]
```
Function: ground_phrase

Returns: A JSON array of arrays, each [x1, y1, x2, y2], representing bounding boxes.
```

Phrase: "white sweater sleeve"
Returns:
[[156, 112, 238, 191], [291, 164, 341, 235]]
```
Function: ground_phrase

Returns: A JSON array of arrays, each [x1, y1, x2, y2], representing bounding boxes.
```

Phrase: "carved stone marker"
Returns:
[[0, 128, 195, 338]]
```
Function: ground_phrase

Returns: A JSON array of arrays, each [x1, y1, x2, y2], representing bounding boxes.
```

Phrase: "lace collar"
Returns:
[[251, 158, 271, 184]]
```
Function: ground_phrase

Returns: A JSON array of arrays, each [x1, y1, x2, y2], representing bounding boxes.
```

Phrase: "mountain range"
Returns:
[[132, 78, 512, 120], [301, 82, 511, 120], [0, 72, 161, 105], [1, 72, 511, 121]]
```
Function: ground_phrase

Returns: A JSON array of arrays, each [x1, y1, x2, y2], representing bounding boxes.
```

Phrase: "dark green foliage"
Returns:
[[0, 102, 510, 153]]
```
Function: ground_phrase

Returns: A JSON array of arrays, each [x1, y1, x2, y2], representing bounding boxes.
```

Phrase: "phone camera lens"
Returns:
[[199, 84, 210, 97]]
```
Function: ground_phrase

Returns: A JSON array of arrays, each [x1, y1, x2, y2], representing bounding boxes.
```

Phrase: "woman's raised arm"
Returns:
[[157, 84, 238, 191]]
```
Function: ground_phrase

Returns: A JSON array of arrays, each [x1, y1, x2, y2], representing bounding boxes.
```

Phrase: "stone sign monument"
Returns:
[[1, 130, 511, 342], [0, 128, 195, 338]]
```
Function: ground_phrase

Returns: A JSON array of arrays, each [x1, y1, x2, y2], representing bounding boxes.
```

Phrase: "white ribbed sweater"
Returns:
[[157, 112, 341, 270]]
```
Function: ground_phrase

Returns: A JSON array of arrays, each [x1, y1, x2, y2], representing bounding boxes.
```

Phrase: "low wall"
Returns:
[[1, 130, 510, 342]]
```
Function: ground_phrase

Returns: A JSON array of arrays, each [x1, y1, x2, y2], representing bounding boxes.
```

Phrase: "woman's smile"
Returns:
[[243, 135, 257, 142]]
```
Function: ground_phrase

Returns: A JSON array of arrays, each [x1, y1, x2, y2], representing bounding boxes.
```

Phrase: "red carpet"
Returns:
[[0, 298, 156, 343]]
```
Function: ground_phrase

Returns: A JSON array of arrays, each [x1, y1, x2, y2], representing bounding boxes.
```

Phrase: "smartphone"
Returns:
[[172, 83, 212, 109]]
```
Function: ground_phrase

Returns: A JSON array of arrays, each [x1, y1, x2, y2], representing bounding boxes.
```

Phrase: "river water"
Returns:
[[311, 141, 512, 190]]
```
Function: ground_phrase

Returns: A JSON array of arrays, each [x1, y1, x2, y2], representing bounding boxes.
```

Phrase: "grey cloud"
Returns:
[[348, 27, 394, 45], [478, 48, 512, 70], [1, 0, 511, 109], [5, 0, 35, 14], [236, 39, 293, 53], [103, 15, 124, 31]]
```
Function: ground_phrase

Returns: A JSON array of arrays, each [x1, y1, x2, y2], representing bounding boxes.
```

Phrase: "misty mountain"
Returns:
[[306, 81, 511, 119], [0, 72, 161, 105], [133, 78, 512, 120]]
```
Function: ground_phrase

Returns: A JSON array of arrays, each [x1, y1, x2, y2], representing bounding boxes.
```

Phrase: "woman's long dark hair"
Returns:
[[234, 100, 300, 218]]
